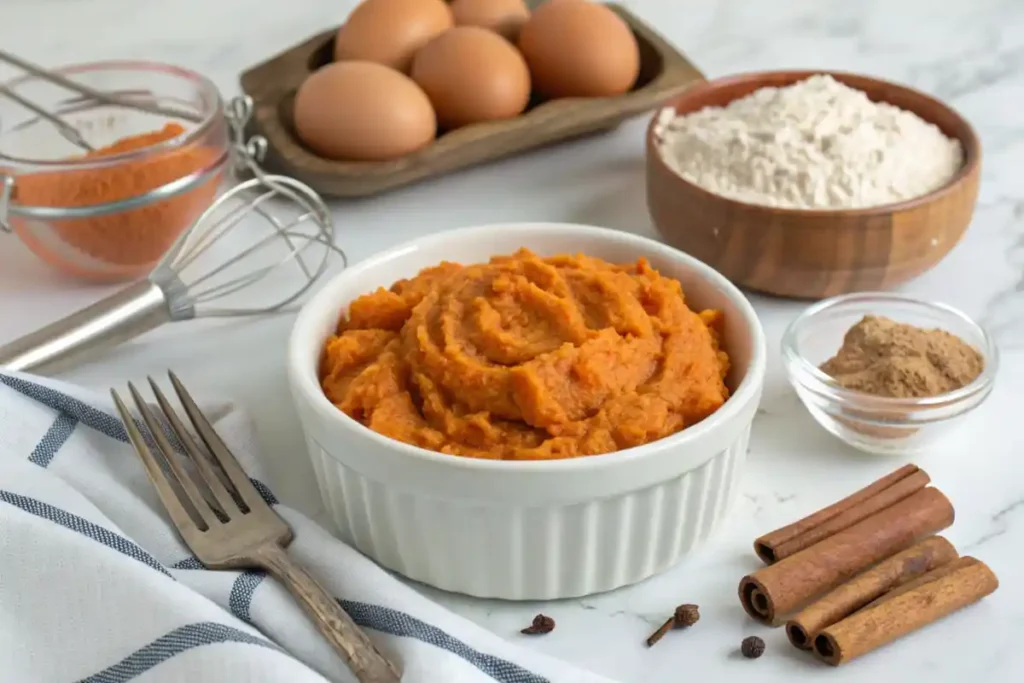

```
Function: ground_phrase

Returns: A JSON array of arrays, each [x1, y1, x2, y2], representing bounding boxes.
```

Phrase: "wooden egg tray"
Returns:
[[238, 3, 705, 198]]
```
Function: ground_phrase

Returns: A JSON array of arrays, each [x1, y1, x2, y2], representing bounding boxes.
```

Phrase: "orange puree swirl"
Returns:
[[320, 249, 731, 460]]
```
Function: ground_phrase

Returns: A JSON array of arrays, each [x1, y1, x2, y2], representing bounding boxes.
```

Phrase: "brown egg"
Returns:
[[293, 61, 437, 161], [411, 27, 531, 129], [334, 0, 453, 72], [518, 1, 640, 98], [449, 0, 531, 41]]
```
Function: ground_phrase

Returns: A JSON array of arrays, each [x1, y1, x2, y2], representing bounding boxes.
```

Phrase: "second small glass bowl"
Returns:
[[781, 293, 999, 455]]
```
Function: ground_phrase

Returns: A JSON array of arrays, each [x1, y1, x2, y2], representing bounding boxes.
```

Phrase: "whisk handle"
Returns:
[[0, 280, 172, 375]]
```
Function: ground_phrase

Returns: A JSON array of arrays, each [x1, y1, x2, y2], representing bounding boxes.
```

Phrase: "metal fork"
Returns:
[[111, 371, 402, 683]]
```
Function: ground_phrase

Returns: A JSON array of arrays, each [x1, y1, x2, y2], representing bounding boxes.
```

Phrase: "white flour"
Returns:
[[653, 75, 964, 209]]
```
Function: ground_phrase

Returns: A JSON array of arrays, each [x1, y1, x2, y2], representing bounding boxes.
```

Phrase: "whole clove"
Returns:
[[521, 614, 555, 635], [645, 603, 699, 647], [741, 636, 765, 659]]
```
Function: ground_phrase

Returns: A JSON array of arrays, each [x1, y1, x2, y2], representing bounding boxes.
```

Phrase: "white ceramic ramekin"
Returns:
[[288, 223, 767, 600]]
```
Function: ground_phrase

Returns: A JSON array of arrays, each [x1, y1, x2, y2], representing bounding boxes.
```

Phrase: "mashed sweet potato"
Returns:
[[320, 249, 730, 460]]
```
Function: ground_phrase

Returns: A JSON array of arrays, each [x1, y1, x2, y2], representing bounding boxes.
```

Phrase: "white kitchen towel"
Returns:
[[0, 371, 616, 683]]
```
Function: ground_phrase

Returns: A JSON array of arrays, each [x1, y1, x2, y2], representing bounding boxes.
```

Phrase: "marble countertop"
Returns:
[[2, 0, 1023, 680]]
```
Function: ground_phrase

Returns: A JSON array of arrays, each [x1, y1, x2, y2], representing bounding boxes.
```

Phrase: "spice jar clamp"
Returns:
[[0, 89, 344, 375]]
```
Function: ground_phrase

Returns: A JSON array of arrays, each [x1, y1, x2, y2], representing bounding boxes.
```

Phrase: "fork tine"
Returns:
[[111, 389, 198, 535], [128, 381, 220, 530], [168, 371, 265, 511], [148, 377, 239, 516]]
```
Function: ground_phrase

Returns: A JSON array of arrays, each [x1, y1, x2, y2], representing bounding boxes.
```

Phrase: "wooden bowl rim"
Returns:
[[644, 69, 981, 217]]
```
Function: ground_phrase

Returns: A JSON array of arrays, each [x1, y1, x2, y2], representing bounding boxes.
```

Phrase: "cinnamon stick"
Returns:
[[754, 464, 929, 564], [813, 556, 998, 666], [860, 554, 977, 611], [738, 486, 954, 625], [785, 536, 958, 649]]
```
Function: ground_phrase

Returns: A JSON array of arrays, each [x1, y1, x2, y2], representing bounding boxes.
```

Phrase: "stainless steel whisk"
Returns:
[[0, 96, 344, 375]]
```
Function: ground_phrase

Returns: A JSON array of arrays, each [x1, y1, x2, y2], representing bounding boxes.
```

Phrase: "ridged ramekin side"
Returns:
[[306, 424, 750, 601]]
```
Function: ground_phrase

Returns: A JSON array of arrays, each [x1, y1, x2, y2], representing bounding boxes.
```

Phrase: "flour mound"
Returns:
[[653, 74, 964, 210]]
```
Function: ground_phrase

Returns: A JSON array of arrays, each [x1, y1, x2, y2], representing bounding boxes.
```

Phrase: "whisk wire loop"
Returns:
[[0, 90, 348, 374], [142, 95, 345, 319]]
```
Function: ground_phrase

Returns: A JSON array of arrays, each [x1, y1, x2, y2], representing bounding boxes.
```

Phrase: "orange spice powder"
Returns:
[[11, 123, 223, 281]]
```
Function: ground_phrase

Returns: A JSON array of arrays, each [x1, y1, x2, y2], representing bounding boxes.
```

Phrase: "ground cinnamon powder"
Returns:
[[820, 315, 984, 398]]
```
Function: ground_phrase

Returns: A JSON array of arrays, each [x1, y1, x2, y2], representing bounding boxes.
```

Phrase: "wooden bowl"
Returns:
[[645, 71, 981, 300]]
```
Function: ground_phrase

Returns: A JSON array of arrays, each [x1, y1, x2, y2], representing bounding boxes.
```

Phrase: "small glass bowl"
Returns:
[[0, 60, 230, 282], [781, 292, 999, 455]]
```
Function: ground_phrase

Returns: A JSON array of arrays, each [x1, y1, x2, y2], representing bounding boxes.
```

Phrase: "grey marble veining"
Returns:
[[1, 1, 1023, 681]]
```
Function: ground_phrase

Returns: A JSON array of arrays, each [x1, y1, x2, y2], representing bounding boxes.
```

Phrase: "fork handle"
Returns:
[[253, 544, 402, 683]]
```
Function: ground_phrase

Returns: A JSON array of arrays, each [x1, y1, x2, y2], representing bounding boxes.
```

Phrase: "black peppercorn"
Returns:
[[521, 614, 555, 635], [741, 635, 765, 659], [646, 603, 700, 647]]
